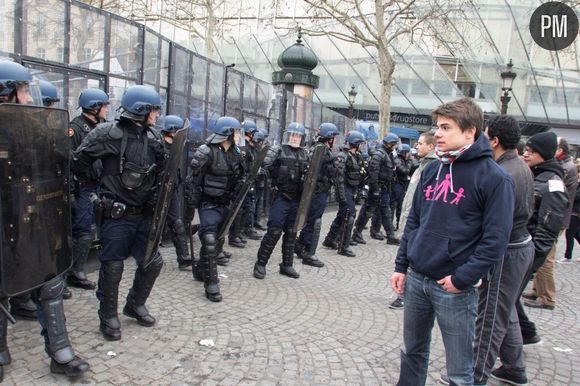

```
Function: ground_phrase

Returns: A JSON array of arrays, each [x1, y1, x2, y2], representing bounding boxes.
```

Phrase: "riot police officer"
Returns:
[[240, 121, 263, 241], [0, 60, 89, 380], [353, 133, 400, 245], [68, 88, 110, 291], [161, 115, 193, 270], [295, 122, 341, 267], [39, 80, 60, 107], [72, 85, 166, 341], [186, 117, 245, 302], [254, 128, 270, 230], [391, 143, 412, 230], [323, 130, 366, 257], [253, 123, 309, 280]]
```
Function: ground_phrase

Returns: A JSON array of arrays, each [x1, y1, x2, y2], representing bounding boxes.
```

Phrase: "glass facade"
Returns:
[[1, 0, 577, 143]]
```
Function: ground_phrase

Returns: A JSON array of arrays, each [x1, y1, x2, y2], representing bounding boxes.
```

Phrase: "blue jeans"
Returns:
[[398, 269, 478, 386]]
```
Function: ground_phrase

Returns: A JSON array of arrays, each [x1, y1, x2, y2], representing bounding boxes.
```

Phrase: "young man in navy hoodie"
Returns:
[[390, 98, 515, 386]]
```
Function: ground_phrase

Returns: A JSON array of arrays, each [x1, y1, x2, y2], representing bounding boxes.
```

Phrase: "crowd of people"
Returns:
[[0, 60, 578, 385]]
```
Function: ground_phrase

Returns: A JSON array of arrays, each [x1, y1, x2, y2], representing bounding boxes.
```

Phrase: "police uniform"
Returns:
[[187, 125, 245, 302], [72, 86, 166, 341], [253, 143, 309, 279], [324, 145, 365, 257]]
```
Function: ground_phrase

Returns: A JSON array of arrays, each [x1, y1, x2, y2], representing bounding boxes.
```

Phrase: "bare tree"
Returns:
[[294, 0, 467, 134]]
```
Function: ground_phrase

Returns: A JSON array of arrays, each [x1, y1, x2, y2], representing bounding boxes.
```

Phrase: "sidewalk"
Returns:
[[4, 209, 579, 385]]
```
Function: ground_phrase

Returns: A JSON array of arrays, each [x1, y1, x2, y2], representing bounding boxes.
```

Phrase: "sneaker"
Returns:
[[557, 258, 573, 264], [522, 334, 542, 346], [389, 297, 404, 309], [490, 366, 528, 385], [439, 373, 449, 385]]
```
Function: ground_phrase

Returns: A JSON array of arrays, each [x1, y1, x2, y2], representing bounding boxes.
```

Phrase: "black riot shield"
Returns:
[[143, 123, 189, 269], [292, 144, 325, 233], [0, 104, 72, 297], [217, 145, 270, 240]]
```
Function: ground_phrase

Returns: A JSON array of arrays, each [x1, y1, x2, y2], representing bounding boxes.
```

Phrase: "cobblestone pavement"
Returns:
[[4, 209, 580, 385]]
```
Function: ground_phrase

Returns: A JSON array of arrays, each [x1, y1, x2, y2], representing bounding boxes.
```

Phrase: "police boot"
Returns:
[[338, 216, 356, 258], [294, 238, 306, 259], [0, 308, 12, 382], [280, 231, 300, 279], [370, 227, 385, 240], [9, 293, 37, 320], [322, 219, 339, 249], [123, 257, 163, 327], [382, 209, 400, 246], [62, 285, 72, 300], [192, 258, 203, 282], [38, 277, 90, 377], [254, 228, 283, 279], [68, 235, 96, 290], [243, 225, 262, 240], [200, 233, 222, 302], [97, 260, 124, 341], [352, 228, 366, 245], [302, 219, 325, 267], [171, 220, 193, 270], [216, 238, 230, 266], [254, 204, 267, 230]]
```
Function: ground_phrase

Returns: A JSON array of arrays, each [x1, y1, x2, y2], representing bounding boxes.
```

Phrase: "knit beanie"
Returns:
[[526, 132, 557, 161]]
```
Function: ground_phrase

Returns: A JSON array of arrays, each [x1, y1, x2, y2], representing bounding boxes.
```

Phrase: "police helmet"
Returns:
[[39, 80, 60, 106], [241, 120, 258, 136], [346, 130, 366, 146], [121, 85, 161, 117], [78, 88, 109, 110], [258, 128, 268, 137], [286, 122, 305, 135], [207, 116, 241, 144], [383, 133, 400, 145], [318, 122, 340, 139], [0, 61, 32, 96], [398, 144, 411, 154], [162, 115, 184, 134], [252, 130, 266, 143]]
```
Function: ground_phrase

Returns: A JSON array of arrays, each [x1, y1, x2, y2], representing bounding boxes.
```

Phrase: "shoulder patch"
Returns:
[[548, 179, 565, 193], [67, 127, 75, 137], [105, 123, 123, 139]]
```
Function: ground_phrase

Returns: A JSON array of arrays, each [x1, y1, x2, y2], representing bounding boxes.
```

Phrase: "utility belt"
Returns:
[[92, 195, 144, 223]]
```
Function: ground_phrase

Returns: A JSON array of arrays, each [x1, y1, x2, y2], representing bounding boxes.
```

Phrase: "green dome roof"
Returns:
[[277, 32, 318, 71]]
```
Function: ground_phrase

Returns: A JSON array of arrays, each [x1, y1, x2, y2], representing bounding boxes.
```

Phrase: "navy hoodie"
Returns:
[[394, 134, 515, 290]]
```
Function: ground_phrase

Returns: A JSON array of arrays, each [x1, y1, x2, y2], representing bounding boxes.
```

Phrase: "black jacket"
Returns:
[[528, 159, 569, 261]]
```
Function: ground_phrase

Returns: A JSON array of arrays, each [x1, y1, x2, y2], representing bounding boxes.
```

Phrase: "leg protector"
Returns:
[[254, 228, 283, 279], [123, 257, 163, 327], [302, 219, 324, 268], [200, 233, 222, 302], [97, 260, 124, 341], [68, 234, 96, 290], [280, 231, 300, 278], [38, 276, 74, 364], [171, 219, 192, 268], [338, 216, 356, 257], [216, 237, 230, 266]]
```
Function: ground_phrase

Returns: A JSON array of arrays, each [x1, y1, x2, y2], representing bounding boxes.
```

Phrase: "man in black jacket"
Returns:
[[517, 132, 568, 345]]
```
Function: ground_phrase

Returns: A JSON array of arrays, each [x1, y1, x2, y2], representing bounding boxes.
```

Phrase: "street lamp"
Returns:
[[348, 85, 357, 119], [500, 59, 517, 114]]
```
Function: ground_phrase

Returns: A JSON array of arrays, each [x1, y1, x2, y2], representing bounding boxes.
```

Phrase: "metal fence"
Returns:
[[0, 0, 350, 143]]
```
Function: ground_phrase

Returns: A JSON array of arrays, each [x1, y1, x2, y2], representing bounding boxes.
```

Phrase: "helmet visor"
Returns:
[[234, 127, 245, 147], [282, 131, 304, 148]]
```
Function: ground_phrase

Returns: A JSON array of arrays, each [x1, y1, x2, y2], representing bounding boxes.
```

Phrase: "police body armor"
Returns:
[[69, 115, 101, 185], [370, 147, 394, 190], [315, 147, 337, 193], [0, 104, 72, 297], [84, 119, 164, 208], [270, 145, 309, 199], [194, 144, 242, 205], [343, 151, 363, 188]]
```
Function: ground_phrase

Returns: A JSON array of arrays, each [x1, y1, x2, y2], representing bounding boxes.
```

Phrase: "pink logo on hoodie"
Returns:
[[425, 173, 466, 205]]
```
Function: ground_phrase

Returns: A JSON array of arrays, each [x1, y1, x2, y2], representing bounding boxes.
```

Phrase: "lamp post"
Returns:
[[223, 63, 236, 115], [348, 85, 357, 120], [500, 59, 516, 115]]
